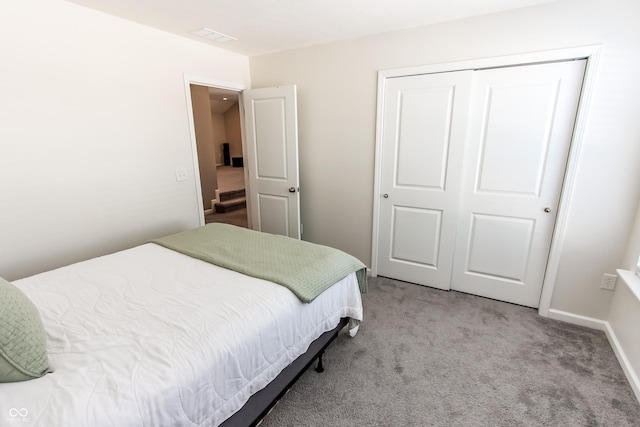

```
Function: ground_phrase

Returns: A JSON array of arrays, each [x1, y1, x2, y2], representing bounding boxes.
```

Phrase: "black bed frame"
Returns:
[[219, 317, 349, 426]]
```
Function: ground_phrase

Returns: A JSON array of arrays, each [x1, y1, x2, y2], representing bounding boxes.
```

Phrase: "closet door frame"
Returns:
[[371, 45, 602, 318]]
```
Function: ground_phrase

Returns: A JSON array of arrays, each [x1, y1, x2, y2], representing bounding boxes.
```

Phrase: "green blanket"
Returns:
[[151, 224, 367, 303]]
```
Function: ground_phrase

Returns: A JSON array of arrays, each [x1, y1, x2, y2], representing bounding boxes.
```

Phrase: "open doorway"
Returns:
[[188, 83, 248, 228], [205, 164, 247, 228]]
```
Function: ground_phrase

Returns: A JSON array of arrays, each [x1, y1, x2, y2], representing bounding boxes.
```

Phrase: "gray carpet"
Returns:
[[205, 207, 248, 228], [259, 276, 640, 426]]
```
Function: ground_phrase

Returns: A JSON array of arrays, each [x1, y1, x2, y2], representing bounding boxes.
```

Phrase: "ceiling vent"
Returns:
[[190, 28, 237, 43]]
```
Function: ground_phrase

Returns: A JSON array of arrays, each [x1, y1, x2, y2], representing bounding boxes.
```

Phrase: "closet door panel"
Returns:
[[451, 60, 586, 307], [377, 71, 472, 289], [395, 86, 452, 189], [391, 206, 442, 267], [476, 82, 561, 195], [465, 213, 534, 282]]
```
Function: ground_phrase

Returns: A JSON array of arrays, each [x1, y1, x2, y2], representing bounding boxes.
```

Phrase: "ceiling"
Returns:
[[208, 87, 239, 114], [66, 0, 557, 57]]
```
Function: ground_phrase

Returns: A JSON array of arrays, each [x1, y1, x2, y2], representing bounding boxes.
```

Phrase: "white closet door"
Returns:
[[450, 60, 586, 307], [377, 71, 472, 289]]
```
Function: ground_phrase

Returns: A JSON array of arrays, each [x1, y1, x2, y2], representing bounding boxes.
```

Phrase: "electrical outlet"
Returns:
[[600, 273, 617, 291], [175, 168, 188, 182]]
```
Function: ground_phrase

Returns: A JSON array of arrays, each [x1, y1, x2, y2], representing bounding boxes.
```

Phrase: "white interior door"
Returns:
[[450, 60, 586, 307], [376, 71, 473, 289], [242, 85, 301, 239]]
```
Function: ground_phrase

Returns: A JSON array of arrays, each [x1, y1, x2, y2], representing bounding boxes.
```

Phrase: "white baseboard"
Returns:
[[547, 308, 640, 403], [603, 322, 640, 403], [547, 308, 608, 330]]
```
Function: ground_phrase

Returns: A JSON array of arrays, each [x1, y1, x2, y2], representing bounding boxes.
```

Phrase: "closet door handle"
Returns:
[[383, 194, 389, 198], [544, 207, 551, 213]]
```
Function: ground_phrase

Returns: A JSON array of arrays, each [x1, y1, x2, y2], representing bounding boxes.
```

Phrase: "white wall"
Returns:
[[606, 202, 640, 400], [249, 0, 640, 319], [0, 0, 250, 280], [622, 201, 640, 271], [608, 270, 640, 401]]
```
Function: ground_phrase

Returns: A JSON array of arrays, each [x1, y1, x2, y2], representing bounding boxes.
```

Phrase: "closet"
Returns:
[[374, 59, 586, 308]]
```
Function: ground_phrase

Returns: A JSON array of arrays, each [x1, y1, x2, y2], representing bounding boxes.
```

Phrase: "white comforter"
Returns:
[[1, 243, 363, 426]]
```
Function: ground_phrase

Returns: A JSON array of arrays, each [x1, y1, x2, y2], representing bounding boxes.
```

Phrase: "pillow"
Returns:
[[0, 276, 49, 382]]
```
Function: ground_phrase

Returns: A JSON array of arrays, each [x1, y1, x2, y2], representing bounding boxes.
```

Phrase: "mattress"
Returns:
[[1, 243, 364, 426]]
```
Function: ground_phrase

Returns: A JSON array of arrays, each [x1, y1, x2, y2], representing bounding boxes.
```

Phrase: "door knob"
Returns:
[[383, 194, 389, 198], [289, 187, 297, 193], [544, 207, 551, 213]]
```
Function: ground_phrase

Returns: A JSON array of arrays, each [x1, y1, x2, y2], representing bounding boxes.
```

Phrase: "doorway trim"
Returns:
[[183, 74, 246, 227], [371, 45, 602, 317]]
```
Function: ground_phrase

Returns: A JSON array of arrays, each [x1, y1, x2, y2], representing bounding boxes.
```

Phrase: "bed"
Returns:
[[0, 224, 365, 426]]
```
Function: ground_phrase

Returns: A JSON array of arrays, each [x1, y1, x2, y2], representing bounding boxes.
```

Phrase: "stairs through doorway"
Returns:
[[214, 188, 246, 213]]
